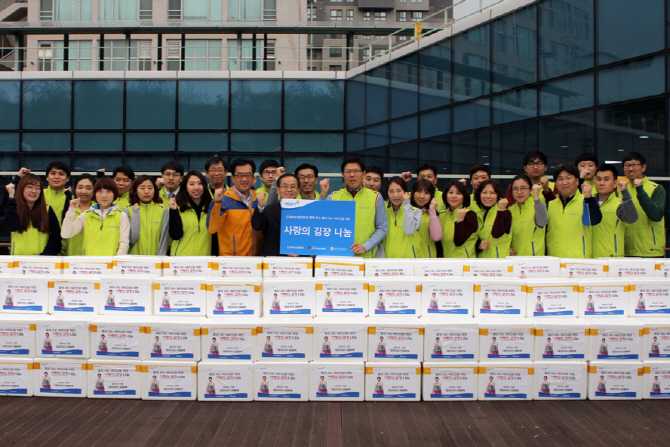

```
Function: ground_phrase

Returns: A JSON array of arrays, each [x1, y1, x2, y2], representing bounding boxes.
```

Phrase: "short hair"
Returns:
[[510, 174, 532, 188], [259, 159, 280, 175], [74, 174, 96, 189], [129, 175, 162, 205], [295, 163, 319, 178], [596, 163, 619, 178], [230, 158, 256, 175], [161, 160, 184, 176], [442, 180, 471, 208], [552, 164, 580, 181], [523, 151, 548, 166], [574, 152, 598, 166], [278, 173, 300, 188], [622, 151, 647, 165], [112, 165, 135, 181], [410, 179, 436, 209], [385, 176, 408, 196], [176, 170, 212, 212], [93, 177, 119, 201], [417, 162, 438, 177], [474, 179, 504, 209], [364, 165, 384, 178], [205, 156, 229, 172], [469, 164, 491, 179], [341, 156, 364, 172], [46, 161, 71, 177]]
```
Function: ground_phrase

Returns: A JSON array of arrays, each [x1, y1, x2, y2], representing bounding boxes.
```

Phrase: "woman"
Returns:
[[321, 336, 331, 355], [535, 296, 544, 313], [168, 170, 212, 256], [489, 337, 498, 355], [4, 174, 61, 255], [271, 294, 280, 312], [382, 177, 420, 258], [433, 337, 443, 356], [126, 175, 169, 256], [409, 179, 443, 258], [323, 292, 333, 310], [5, 289, 12, 307], [41, 372, 51, 390], [486, 376, 495, 395], [439, 181, 478, 258], [66, 174, 96, 256], [95, 373, 105, 392], [432, 377, 442, 395], [599, 338, 608, 356], [597, 375, 606, 393], [206, 377, 216, 395], [540, 376, 550, 394], [652, 376, 661, 394], [474, 179, 511, 258], [651, 336, 660, 355], [544, 337, 554, 356], [150, 375, 160, 393], [43, 333, 52, 352], [210, 337, 219, 356], [376, 293, 385, 312], [161, 292, 170, 309], [98, 334, 108, 353], [508, 175, 548, 256], [374, 377, 384, 395], [252, 173, 300, 256], [317, 376, 328, 394], [55, 291, 64, 308], [214, 294, 224, 313], [263, 336, 273, 354], [106, 290, 115, 308], [259, 376, 269, 394], [61, 177, 130, 255], [376, 336, 386, 355], [152, 336, 162, 355]]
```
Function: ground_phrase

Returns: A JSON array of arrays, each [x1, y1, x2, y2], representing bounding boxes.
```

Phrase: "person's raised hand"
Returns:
[[168, 198, 177, 210], [214, 188, 225, 203], [5, 183, 15, 198]]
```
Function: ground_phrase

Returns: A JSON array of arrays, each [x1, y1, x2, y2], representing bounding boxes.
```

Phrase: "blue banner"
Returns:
[[316, 392, 359, 398], [483, 393, 527, 399], [587, 310, 624, 316], [105, 306, 145, 312], [1, 388, 27, 394], [534, 311, 574, 316], [205, 393, 248, 399], [269, 309, 311, 315], [149, 391, 191, 397], [0, 349, 29, 355], [261, 353, 305, 358], [94, 390, 137, 395], [540, 392, 581, 398], [430, 393, 474, 399], [43, 349, 83, 355], [488, 353, 530, 359], [375, 353, 418, 359], [372, 393, 416, 399], [636, 309, 670, 314], [374, 309, 416, 315], [480, 309, 521, 315], [53, 307, 95, 312], [319, 352, 363, 358], [151, 353, 194, 358], [597, 354, 639, 359], [96, 351, 139, 357], [280, 199, 356, 257], [322, 308, 363, 313], [543, 354, 584, 359], [214, 309, 254, 315], [207, 354, 251, 360], [4, 305, 42, 311], [427, 309, 469, 314], [432, 354, 475, 359], [257, 393, 302, 399], [595, 391, 636, 397], [159, 307, 200, 313], [40, 388, 82, 394]]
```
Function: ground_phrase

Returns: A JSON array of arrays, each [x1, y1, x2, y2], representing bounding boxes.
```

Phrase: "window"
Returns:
[[227, 39, 276, 71], [41, 0, 93, 21], [360, 48, 369, 60], [98, 0, 151, 20], [330, 47, 342, 58], [515, 26, 535, 59], [329, 65, 341, 71], [102, 40, 151, 71], [398, 11, 407, 21], [374, 11, 386, 21], [167, 0, 222, 20], [346, 9, 353, 20], [229, 0, 275, 20], [363, 11, 370, 21], [167, 39, 221, 70], [330, 9, 342, 20], [410, 11, 422, 21], [362, 34, 371, 39], [307, 7, 316, 20], [411, 0, 422, 2], [492, 21, 506, 52]]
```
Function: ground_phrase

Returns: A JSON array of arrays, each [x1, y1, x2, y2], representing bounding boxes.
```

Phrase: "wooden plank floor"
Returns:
[[0, 398, 667, 447]]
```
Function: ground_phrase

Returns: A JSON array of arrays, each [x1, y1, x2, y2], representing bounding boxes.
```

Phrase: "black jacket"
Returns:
[[251, 203, 282, 257]]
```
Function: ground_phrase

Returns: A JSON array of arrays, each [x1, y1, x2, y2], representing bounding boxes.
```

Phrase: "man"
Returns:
[[253, 173, 300, 256], [364, 165, 384, 193], [204, 156, 229, 256], [295, 163, 321, 200], [321, 157, 387, 257], [402, 162, 446, 212], [461, 164, 490, 214], [111, 165, 135, 210], [207, 158, 262, 256], [592, 164, 637, 258], [505, 151, 556, 206], [621, 151, 666, 257], [575, 153, 598, 187], [205, 156, 229, 198], [157, 161, 184, 203], [257, 159, 280, 196], [546, 164, 602, 258]]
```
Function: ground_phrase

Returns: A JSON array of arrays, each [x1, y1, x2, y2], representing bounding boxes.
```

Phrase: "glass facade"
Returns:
[[0, 0, 668, 200]]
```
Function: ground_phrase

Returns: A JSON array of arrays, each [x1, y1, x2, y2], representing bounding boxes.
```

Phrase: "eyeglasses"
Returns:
[[233, 173, 254, 179], [344, 169, 362, 175], [262, 170, 278, 175], [163, 172, 181, 178], [279, 185, 298, 190], [623, 163, 642, 169], [299, 174, 315, 180], [207, 168, 226, 174], [512, 187, 530, 192], [114, 177, 132, 183], [526, 161, 545, 167]]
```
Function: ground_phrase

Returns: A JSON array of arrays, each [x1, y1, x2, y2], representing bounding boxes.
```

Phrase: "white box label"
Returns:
[[317, 327, 365, 359], [540, 329, 586, 359], [39, 363, 83, 395], [203, 366, 249, 399], [0, 324, 32, 355], [371, 367, 418, 399], [261, 327, 307, 359], [596, 330, 639, 359], [583, 285, 626, 316], [93, 364, 138, 396], [314, 366, 361, 398], [318, 283, 366, 314], [594, 366, 638, 398], [428, 327, 477, 359], [102, 280, 150, 312], [257, 368, 302, 399], [96, 325, 140, 357], [373, 327, 421, 360], [266, 285, 313, 315], [3, 279, 46, 311], [424, 282, 471, 315], [211, 285, 257, 315], [428, 367, 475, 399], [150, 328, 195, 359], [634, 286, 670, 315], [486, 329, 532, 359], [52, 281, 97, 312], [537, 366, 583, 398], [479, 284, 524, 315], [157, 281, 204, 313], [483, 368, 528, 399], [531, 286, 577, 316], [207, 329, 253, 360], [0, 364, 29, 394], [41, 323, 84, 355], [147, 366, 192, 397]]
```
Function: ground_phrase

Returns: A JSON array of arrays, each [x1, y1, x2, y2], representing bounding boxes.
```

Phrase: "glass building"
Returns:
[[0, 0, 668, 198]]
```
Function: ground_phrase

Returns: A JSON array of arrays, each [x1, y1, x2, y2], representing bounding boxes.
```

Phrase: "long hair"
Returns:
[[410, 179, 436, 210], [129, 175, 162, 205], [474, 179, 503, 209], [15, 174, 49, 234], [176, 170, 212, 212]]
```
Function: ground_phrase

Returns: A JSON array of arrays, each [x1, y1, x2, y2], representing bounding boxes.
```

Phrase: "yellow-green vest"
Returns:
[[66, 207, 85, 256], [82, 207, 123, 256], [114, 192, 130, 211], [592, 193, 625, 258], [332, 187, 380, 258], [171, 208, 211, 256], [128, 202, 167, 256], [625, 177, 666, 257], [439, 207, 477, 258], [382, 206, 419, 258], [546, 191, 592, 258], [509, 199, 546, 256], [477, 203, 511, 258], [10, 205, 50, 256], [416, 211, 437, 258], [435, 188, 446, 213]]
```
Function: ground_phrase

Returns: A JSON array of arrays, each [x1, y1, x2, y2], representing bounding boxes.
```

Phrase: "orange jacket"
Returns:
[[207, 189, 263, 256]]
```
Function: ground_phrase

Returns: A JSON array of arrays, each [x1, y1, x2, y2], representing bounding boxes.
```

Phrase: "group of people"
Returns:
[[2, 150, 665, 259]]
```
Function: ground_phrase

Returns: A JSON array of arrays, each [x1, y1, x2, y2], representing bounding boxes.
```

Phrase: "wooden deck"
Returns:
[[0, 398, 667, 446]]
